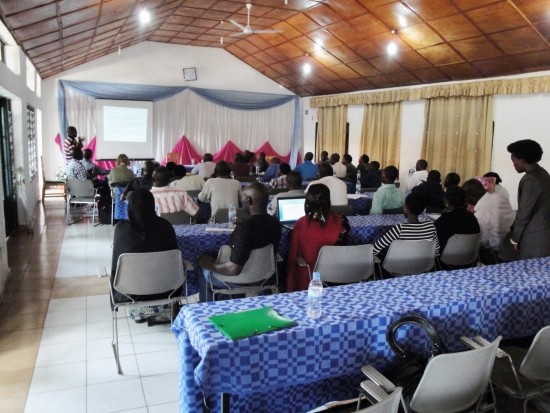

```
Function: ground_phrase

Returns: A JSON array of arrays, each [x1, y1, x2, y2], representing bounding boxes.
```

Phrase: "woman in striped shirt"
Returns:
[[373, 192, 440, 260]]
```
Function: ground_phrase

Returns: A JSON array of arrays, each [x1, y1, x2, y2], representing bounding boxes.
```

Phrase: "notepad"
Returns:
[[208, 306, 296, 340], [205, 227, 234, 232]]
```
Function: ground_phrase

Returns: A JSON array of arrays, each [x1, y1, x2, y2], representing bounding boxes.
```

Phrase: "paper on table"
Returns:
[[347, 194, 367, 199], [205, 227, 234, 232], [428, 214, 441, 221]]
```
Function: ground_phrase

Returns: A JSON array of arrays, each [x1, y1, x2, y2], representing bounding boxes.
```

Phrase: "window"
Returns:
[[26, 57, 35, 91], [0, 39, 4, 63], [36, 74, 41, 97], [27, 105, 37, 182]]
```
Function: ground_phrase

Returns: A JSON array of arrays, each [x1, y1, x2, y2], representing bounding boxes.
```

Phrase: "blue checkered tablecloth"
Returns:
[[347, 194, 373, 215], [172, 257, 550, 413], [113, 187, 128, 220]]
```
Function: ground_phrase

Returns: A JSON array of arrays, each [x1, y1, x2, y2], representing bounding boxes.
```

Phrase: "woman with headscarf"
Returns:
[[111, 188, 180, 323], [286, 184, 350, 292]]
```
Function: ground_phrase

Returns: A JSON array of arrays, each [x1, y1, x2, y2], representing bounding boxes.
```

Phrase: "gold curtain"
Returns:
[[360, 102, 401, 168], [310, 74, 550, 108], [421, 95, 493, 183], [317, 105, 347, 156]]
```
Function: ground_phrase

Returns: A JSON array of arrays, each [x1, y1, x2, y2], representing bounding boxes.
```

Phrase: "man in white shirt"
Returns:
[[198, 161, 242, 219], [407, 159, 429, 190], [191, 153, 216, 179], [171, 165, 205, 191], [305, 163, 348, 206], [463, 178, 515, 250], [330, 153, 347, 178]]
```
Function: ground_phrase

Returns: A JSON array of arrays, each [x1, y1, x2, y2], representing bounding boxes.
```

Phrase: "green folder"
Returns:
[[208, 306, 296, 340]]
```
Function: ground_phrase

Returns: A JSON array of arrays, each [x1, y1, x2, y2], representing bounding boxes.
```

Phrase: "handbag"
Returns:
[[387, 316, 448, 409]]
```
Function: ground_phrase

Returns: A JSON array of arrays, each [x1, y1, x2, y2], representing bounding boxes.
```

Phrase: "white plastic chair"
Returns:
[[65, 179, 99, 225], [331, 204, 355, 216], [110, 250, 191, 374], [160, 211, 194, 225], [357, 383, 403, 413], [297, 244, 376, 285], [210, 244, 279, 300], [382, 240, 436, 277], [438, 233, 482, 269], [489, 326, 550, 413]]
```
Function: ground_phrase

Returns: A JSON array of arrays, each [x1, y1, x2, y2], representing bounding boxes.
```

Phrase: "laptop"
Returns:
[[277, 196, 306, 230]]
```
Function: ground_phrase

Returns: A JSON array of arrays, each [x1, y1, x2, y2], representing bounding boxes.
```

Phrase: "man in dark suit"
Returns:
[[499, 139, 550, 261]]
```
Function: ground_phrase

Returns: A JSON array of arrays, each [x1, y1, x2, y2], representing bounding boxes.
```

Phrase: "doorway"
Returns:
[[0, 97, 17, 236]]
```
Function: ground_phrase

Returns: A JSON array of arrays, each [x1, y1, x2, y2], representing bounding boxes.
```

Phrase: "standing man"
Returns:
[[500, 139, 550, 261], [64, 126, 83, 166], [293, 152, 318, 181]]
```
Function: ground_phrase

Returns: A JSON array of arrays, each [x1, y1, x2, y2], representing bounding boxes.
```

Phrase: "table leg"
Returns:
[[221, 393, 230, 413]]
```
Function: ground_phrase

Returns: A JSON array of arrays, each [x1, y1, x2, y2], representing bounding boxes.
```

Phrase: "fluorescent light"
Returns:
[[387, 41, 397, 56], [303, 63, 311, 74], [140, 9, 150, 24]]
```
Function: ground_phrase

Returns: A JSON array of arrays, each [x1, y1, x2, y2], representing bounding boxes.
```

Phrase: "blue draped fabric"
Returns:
[[58, 80, 301, 166]]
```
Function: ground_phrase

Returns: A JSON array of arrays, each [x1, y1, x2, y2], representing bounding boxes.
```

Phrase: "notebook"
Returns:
[[208, 306, 296, 340], [277, 196, 306, 229]]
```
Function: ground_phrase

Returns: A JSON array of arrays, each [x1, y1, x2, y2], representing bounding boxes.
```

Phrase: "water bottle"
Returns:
[[155, 206, 160, 217], [357, 170, 361, 180], [230, 171, 234, 179], [307, 272, 323, 319], [356, 180, 361, 194], [191, 158, 195, 166], [255, 163, 260, 175], [228, 204, 237, 229]]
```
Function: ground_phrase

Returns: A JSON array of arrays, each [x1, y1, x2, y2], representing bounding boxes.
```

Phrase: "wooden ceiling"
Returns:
[[2, 0, 550, 96]]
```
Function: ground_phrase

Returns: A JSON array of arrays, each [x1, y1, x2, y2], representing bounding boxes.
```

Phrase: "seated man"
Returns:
[[121, 160, 155, 201], [150, 166, 200, 218], [443, 172, 460, 189], [81, 149, 110, 179], [66, 148, 87, 179], [370, 166, 406, 215], [262, 157, 281, 182], [198, 161, 242, 219], [330, 153, 346, 178], [373, 192, 440, 261], [269, 163, 291, 189], [317, 151, 330, 167], [342, 154, 357, 181], [356, 154, 370, 179], [171, 165, 205, 191], [411, 170, 445, 212], [360, 161, 382, 189], [231, 153, 251, 178], [191, 153, 216, 179], [462, 178, 515, 263], [198, 182, 282, 302], [293, 152, 318, 181], [305, 163, 348, 206], [407, 159, 429, 190], [270, 172, 306, 216]]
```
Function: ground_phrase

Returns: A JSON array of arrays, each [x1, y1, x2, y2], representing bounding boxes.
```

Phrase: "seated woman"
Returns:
[[111, 189, 181, 323], [434, 186, 481, 254], [109, 153, 135, 186], [287, 184, 349, 292], [483, 172, 510, 199], [373, 192, 440, 262]]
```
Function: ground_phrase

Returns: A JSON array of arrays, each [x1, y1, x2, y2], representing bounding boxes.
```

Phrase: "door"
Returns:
[[0, 97, 17, 236]]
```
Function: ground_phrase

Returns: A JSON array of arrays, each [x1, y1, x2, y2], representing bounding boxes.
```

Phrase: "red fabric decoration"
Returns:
[[84, 137, 116, 170], [212, 140, 243, 163]]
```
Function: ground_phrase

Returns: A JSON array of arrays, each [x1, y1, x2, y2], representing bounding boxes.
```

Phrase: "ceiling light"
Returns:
[[387, 30, 397, 56], [303, 63, 311, 75], [140, 9, 150, 24], [313, 40, 323, 52], [398, 16, 407, 27]]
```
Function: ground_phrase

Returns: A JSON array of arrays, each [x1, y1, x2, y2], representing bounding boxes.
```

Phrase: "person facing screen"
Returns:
[[109, 153, 134, 185], [286, 184, 350, 293]]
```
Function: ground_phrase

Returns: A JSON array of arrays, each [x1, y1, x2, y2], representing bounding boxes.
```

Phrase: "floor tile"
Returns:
[[135, 350, 178, 377], [55, 268, 89, 278], [141, 373, 179, 406], [7, 300, 50, 316], [0, 396, 27, 413], [35, 341, 86, 367], [127, 318, 171, 336], [11, 289, 52, 303], [0, 347, 39, 372], [87, 294, 111, 308], [0, 313, 47, 332], [0, 329, 43, 351], [22, 269, 56, 279], [0, 368, 34, 399], [40, 324, 86, 346], [28, 361, 86, 394], [51, 286, 87, 299], [87, 336, 134, 360], [111, 409, 148, 413], [87, 283, 110, 296], [52, 277, 88, 288], [17, 278, 55, 291], [88, 317, 130, 340], [148, 402, 179, 413], [44, 309, 86, 328], [87, 378, 146, 413], [87, 355, 140, 385], [48, 297, 87, 312], [87, 306, 121, 324], [132, 331, 178, 354], [24, 386, 86, 413]]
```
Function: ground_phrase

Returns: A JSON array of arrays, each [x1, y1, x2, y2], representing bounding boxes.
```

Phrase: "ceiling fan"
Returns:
[[228, 4, 283, 37]]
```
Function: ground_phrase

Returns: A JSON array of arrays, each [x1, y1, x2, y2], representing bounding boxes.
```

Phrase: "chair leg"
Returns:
[[111, 308, 123, 375]]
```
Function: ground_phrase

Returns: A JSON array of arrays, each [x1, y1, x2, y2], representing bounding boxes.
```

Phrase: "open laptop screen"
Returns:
[[277, 197, 306, 223]]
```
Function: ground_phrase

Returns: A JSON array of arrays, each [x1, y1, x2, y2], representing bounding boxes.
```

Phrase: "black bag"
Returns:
[[99, 205, 112, 225], [387, 316, 448, 410]]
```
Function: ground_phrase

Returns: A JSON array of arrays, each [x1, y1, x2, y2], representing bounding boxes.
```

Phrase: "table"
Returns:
[[172, 257, 550, 413], [347, 193, 373, 215]]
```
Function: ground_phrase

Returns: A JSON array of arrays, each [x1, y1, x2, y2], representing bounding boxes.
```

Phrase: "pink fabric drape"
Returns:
[[255, 142, 301, 165], [160, 136, 202, 165], [54, 134, 115, 174], [212, 140, 243, 163]]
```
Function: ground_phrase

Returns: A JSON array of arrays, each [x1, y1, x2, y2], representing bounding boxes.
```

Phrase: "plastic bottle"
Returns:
[[191, 158, 195, 166], [228, 203, 237, 229], [155, 206, 160, 217], [230, 171, 234, 180], [307, 272, 323, 319], [356, 180, 361, 194], [255, 163, 260, 175], [357, 170, 361, 181]]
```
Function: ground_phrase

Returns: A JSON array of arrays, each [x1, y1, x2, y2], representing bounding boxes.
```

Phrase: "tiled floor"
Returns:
[[0, 199, 196, 413]]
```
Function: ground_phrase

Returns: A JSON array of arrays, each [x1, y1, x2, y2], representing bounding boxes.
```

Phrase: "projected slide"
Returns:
[[103, 106, 148, 142], [95, 99, 154, 159]]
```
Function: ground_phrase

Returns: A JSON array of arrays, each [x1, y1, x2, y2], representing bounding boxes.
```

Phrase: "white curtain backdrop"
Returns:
[[64, 88, 295, 162], [65, 87, 97, 143]]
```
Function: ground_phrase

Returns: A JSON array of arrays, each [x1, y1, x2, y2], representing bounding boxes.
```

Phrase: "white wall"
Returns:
[[41, 41, 293, 179], [303, 71, 550, 207]]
